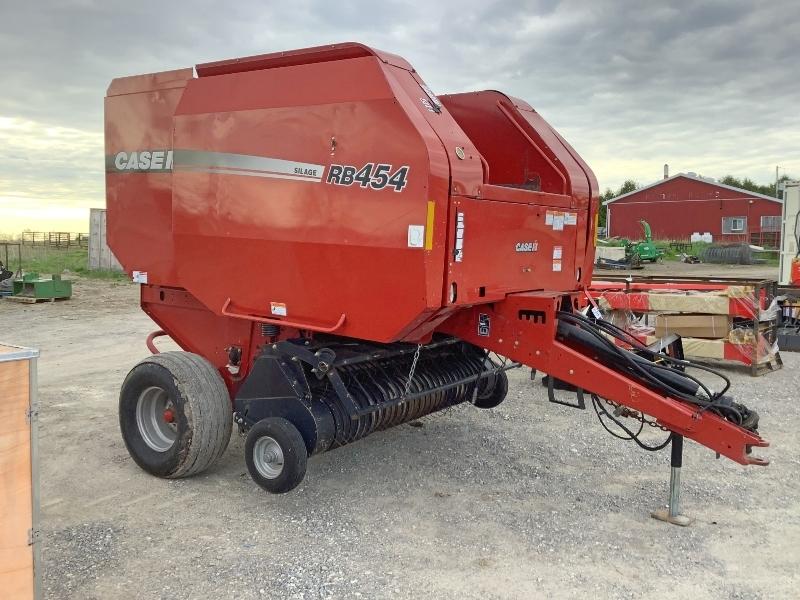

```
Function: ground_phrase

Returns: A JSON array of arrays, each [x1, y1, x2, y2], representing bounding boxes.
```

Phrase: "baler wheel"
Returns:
[[245, 418, 308, 494], [473, 370, 509, 409], [119, 352, 232, 478]]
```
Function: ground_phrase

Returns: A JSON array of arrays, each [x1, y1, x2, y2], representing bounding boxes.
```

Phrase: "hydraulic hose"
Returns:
[[555, 311, 758, 431]]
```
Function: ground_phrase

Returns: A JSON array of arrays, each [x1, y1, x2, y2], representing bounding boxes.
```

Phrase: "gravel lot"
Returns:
[[2, 275, 798, 599]]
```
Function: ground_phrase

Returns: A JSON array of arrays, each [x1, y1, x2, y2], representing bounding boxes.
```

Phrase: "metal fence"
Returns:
[[717, 232, 782, 249], [20, 232, 89, 248], [749, 231, 781, 249]]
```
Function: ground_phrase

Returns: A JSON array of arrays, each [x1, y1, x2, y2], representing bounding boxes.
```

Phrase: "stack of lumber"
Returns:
[[588, 282, 781, 372]]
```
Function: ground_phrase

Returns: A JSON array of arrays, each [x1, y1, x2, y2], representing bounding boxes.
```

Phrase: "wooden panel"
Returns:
[[0, 359, 34, 599], [89, 208, 123, 272]]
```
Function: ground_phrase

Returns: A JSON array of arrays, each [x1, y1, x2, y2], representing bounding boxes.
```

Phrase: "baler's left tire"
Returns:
[[119, 352, 232, 479], [474, 370, 509, 409], [245, 418, 308, 494]]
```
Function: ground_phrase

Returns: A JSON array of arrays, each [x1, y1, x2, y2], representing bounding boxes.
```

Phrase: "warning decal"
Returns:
[[270, 302, 287, 316], [454, 212, 465, 262]]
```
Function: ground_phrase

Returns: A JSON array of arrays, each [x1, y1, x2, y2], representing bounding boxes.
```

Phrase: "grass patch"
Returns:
[[598, 239, 780, 265], [7, 246, 129, 281], [655, 241, 711, 261]]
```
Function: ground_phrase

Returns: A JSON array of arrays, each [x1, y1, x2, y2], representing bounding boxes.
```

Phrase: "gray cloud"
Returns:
[[0, 0, 798, 230]]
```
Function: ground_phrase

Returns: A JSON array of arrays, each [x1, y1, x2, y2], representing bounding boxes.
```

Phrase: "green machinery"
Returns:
[[13, 273, 72, 301], [624, 220, 663, 264]]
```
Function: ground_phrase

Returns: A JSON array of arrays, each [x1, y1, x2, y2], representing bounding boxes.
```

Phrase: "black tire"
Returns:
[[245, 418, 308, 494], [119, 351, 232, 478], [474, 370, 509, 409]]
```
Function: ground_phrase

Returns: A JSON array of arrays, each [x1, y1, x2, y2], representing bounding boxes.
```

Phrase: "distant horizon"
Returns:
[[1, 168, 792, 237], [0, 203, 95, 236]]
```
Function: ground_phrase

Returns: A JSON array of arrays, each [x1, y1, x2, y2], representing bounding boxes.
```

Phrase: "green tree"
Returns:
[[598, 179, 638, 229], [719, 173, 792, 197]]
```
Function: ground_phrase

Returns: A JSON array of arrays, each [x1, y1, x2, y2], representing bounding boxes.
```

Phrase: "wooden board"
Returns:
[[0, 351, 35, 599], [3, 296, 57, 304], [89, 208, 123, 272]]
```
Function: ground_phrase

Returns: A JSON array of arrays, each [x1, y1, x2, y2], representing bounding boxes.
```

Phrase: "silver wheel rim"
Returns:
[[136, 386, 178, 452], [253, 436, 284, 479]]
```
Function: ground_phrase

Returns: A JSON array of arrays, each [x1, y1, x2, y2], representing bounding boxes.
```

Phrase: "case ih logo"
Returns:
[[515, 241, 539, 252], [111, 150, 173, 172]]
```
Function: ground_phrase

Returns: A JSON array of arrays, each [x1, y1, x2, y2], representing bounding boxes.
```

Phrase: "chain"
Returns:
[[605, 398, 670, 431], [402, 344, 423, 399]]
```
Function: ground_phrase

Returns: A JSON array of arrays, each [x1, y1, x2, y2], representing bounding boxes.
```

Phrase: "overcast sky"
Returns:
[[1, 0, 798, 233]]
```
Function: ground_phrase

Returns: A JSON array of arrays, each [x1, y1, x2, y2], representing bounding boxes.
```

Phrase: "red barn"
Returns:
[[606, 172, 783, 247]]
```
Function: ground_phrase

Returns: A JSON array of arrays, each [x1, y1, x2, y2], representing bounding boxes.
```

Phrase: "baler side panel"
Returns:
[[379, 65, 497, 323], [376, 65, 477, 330], [170, 56, 454, 342], [436, 92, 597, 303], [516, 109, 600, 288], [105, 75, 191, 283], [140, 286, 254, 393], [439, 91, 590, 202], [401, 72, 485, 199], [444, 198, 580, 305]]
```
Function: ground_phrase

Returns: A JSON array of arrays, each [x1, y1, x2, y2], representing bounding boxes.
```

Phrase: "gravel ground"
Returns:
[[595, 260, 778, 280], [2, 276, 798, 599]]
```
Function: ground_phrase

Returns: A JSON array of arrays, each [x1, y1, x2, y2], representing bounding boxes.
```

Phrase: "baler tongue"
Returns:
[[438, 291, 769, 468]]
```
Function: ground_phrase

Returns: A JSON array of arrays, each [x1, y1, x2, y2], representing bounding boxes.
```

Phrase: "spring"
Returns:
[[261, 323, 280, 337]]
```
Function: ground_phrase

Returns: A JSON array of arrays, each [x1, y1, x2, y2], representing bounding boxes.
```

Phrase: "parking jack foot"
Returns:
[[651, 434, 693, 527]]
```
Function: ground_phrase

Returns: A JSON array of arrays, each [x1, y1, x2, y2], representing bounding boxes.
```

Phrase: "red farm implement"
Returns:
[[106, 43, 766, 521]]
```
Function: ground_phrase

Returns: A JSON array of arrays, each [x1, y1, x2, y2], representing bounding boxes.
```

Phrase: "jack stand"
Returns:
[[651, 435, 692, 527]]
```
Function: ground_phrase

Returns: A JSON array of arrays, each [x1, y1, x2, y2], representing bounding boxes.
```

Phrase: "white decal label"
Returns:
[[270, 302, 287, 316], [553, 246, 563, 259], [565, 212, 577, 226], [454, 212, 465, 262], [553, 212, 565, 231], [407, 225, 425, 248], [132, 270, 148, 284], [552, 260, 562, 272], [478, 313, 491, 337], [545, 210, 554, 225]]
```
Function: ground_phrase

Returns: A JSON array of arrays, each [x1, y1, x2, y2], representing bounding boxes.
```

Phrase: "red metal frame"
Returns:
[[221, 298, 346, 333], [437, 293, 768, 466]]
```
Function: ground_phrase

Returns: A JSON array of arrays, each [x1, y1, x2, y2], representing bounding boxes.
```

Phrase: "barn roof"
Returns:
[[605, 172, 782, 205]]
